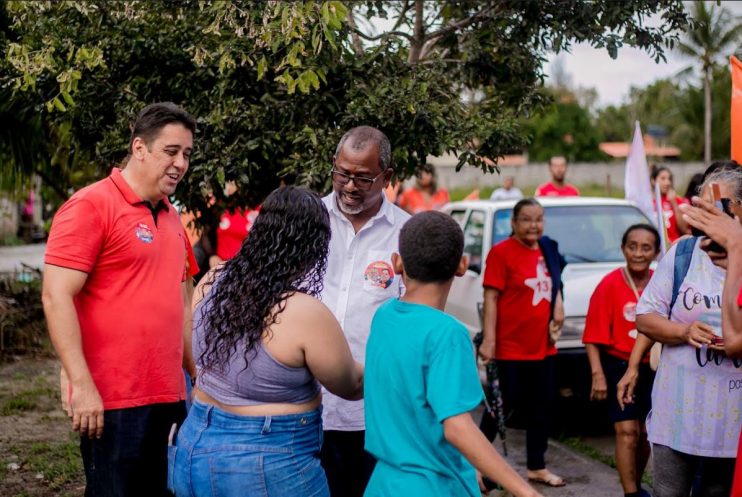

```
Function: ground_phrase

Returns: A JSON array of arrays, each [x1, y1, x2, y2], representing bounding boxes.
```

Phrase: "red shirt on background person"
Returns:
[[215, 207, 260, 261], [534, 156, 580, 197], [650, 166, 689, 243], [482, 236, 557, 360], [583, 267, 654, 361], [398, 163, 450, 214]]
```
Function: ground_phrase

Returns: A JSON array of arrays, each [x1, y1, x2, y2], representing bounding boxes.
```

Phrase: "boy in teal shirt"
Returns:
[[364, 211, 542, 497]]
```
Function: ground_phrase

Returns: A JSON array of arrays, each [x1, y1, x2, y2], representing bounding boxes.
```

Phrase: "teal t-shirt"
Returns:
[[364, 299, 484, 497]]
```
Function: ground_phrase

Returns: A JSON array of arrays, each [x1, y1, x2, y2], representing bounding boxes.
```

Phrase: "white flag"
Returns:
[[654, 181, 668, 257], [624, 121, 654, 221]]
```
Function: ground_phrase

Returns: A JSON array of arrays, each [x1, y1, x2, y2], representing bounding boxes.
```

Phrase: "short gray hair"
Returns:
[[701, 167, 742, 202], [335, 126, 392, 172]]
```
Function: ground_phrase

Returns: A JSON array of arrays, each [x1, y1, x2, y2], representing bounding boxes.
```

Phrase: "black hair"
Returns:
[[128, 102, 196, 153], [621, 223, 661, 253], [512, 198, 543, 219], [684, 173, 704, 200], [197, 186, 330, 372], [650, 165, 672, 182], [399, 211, 463, 283], [416, 163, 438, 192], [335, 125, 392, 172]]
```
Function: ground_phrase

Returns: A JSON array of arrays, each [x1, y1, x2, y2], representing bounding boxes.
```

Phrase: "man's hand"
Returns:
[[59, 367, 71, 417], [683, 321, 717, 349], [70, 378, 104, 439], [590, 372, 607, 401], [616, 367, 638, 410]]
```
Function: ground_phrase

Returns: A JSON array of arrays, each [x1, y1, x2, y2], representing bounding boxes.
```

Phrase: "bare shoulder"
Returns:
[[281, 292, 339, 330]]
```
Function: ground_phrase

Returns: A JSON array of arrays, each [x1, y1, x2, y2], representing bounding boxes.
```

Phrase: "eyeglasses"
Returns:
[[330, 169, 383, 191], [514, 217, 544, 225]]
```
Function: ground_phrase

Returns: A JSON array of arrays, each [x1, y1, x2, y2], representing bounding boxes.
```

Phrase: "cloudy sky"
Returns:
[[546, 1, 742, 107]]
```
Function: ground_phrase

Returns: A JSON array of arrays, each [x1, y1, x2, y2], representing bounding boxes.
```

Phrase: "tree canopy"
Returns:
[[2, 0, 691, 213]]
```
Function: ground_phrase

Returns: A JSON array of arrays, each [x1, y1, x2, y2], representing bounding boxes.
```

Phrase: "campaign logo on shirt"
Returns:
[[219, 217, 231, 230], [623, 302, 637, 322], [364, 260, 394, 289], [134, 223, 154, 244], [524, 258, 551, 306]]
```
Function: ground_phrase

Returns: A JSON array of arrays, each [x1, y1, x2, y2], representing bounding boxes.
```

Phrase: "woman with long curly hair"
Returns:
[[168, 186, 364, 497]]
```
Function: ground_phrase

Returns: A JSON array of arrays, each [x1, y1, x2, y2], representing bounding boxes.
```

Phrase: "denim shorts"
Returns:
[[168, 401, 328, 497]]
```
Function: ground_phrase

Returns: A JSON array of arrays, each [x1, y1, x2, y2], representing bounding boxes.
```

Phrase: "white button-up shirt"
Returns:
[[321, 191, 410, 431]]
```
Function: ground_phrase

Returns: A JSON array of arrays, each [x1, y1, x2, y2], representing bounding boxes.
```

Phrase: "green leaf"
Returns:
[[257, 57, 268, 80], [61, 91, 75, 107], [52, 97, 66, 112]]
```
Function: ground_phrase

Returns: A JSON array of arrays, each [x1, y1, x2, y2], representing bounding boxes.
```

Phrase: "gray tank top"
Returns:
[[192, 290, 320, 406]]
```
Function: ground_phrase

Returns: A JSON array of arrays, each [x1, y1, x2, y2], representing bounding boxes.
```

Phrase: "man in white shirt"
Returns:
[[490, 175, 524, 201], [320, 126, 411, 497]]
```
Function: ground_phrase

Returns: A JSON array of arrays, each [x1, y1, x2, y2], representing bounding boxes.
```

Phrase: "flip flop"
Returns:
[[527, 470, 566, 487]]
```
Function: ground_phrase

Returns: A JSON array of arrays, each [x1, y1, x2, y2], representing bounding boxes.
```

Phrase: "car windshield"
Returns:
[[493, 205, 651, 263]]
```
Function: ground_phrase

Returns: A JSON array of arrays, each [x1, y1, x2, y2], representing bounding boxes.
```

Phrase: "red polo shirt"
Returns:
[[534, 182, 580, 197], [45, 168, 188, 410]]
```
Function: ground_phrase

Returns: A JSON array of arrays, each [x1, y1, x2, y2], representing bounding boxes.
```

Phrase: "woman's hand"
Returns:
[[683, 321, 717, 348], [552, 297, 565, 328], [478, 336, 496, 362], [590, 372, 608, 401], [680, 196, 742, 251], [616, 366, 638, 410]]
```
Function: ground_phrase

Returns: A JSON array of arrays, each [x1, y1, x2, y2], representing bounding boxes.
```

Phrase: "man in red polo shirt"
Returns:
[[534, 156, 580, 197], [42, 102, 196, 497]]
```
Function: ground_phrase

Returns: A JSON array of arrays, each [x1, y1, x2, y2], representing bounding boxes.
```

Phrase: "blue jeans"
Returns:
[[168, 401, 328, 497], [80, 402, 186, 497]]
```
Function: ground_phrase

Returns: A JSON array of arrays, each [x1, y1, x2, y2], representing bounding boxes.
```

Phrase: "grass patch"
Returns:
[[6, 436, 82, 492], [558, 436, 653, 486], [1, 386, 56, 416]]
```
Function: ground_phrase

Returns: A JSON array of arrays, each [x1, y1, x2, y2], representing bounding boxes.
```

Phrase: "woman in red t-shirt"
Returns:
[[480, 198, 566, 487], [651, 166, 689, 243], [398, 163, 450, 214], [583, 224, 660, 497]]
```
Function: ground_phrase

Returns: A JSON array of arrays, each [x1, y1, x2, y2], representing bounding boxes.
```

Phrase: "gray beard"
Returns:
[[336, 195, 364, 215]]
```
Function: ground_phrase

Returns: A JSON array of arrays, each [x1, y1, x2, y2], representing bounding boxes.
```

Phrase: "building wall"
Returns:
[[426, 153, 707, 195]]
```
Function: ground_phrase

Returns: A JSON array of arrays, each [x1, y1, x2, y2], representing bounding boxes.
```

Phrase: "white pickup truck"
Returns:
[[442, 197, 651, 407]]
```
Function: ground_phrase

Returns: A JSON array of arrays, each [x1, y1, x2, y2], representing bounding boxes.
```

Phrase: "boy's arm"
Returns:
[[443, 413, 542, 497]]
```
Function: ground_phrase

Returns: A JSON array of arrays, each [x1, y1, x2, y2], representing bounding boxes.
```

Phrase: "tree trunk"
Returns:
[[407, 0, 424, 63], [704, 65, 712, 164]]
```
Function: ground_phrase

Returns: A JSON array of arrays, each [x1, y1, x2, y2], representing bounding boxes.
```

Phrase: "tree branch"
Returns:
[[352, 27, 413, 43], [408, 0, 425, 63], [391, 0, 411, 32], [346, 10, 364, 55], [423, 6, 496, 44]]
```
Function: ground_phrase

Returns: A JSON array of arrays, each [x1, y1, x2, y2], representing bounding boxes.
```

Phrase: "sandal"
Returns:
[[527, 469, 566, 487]]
